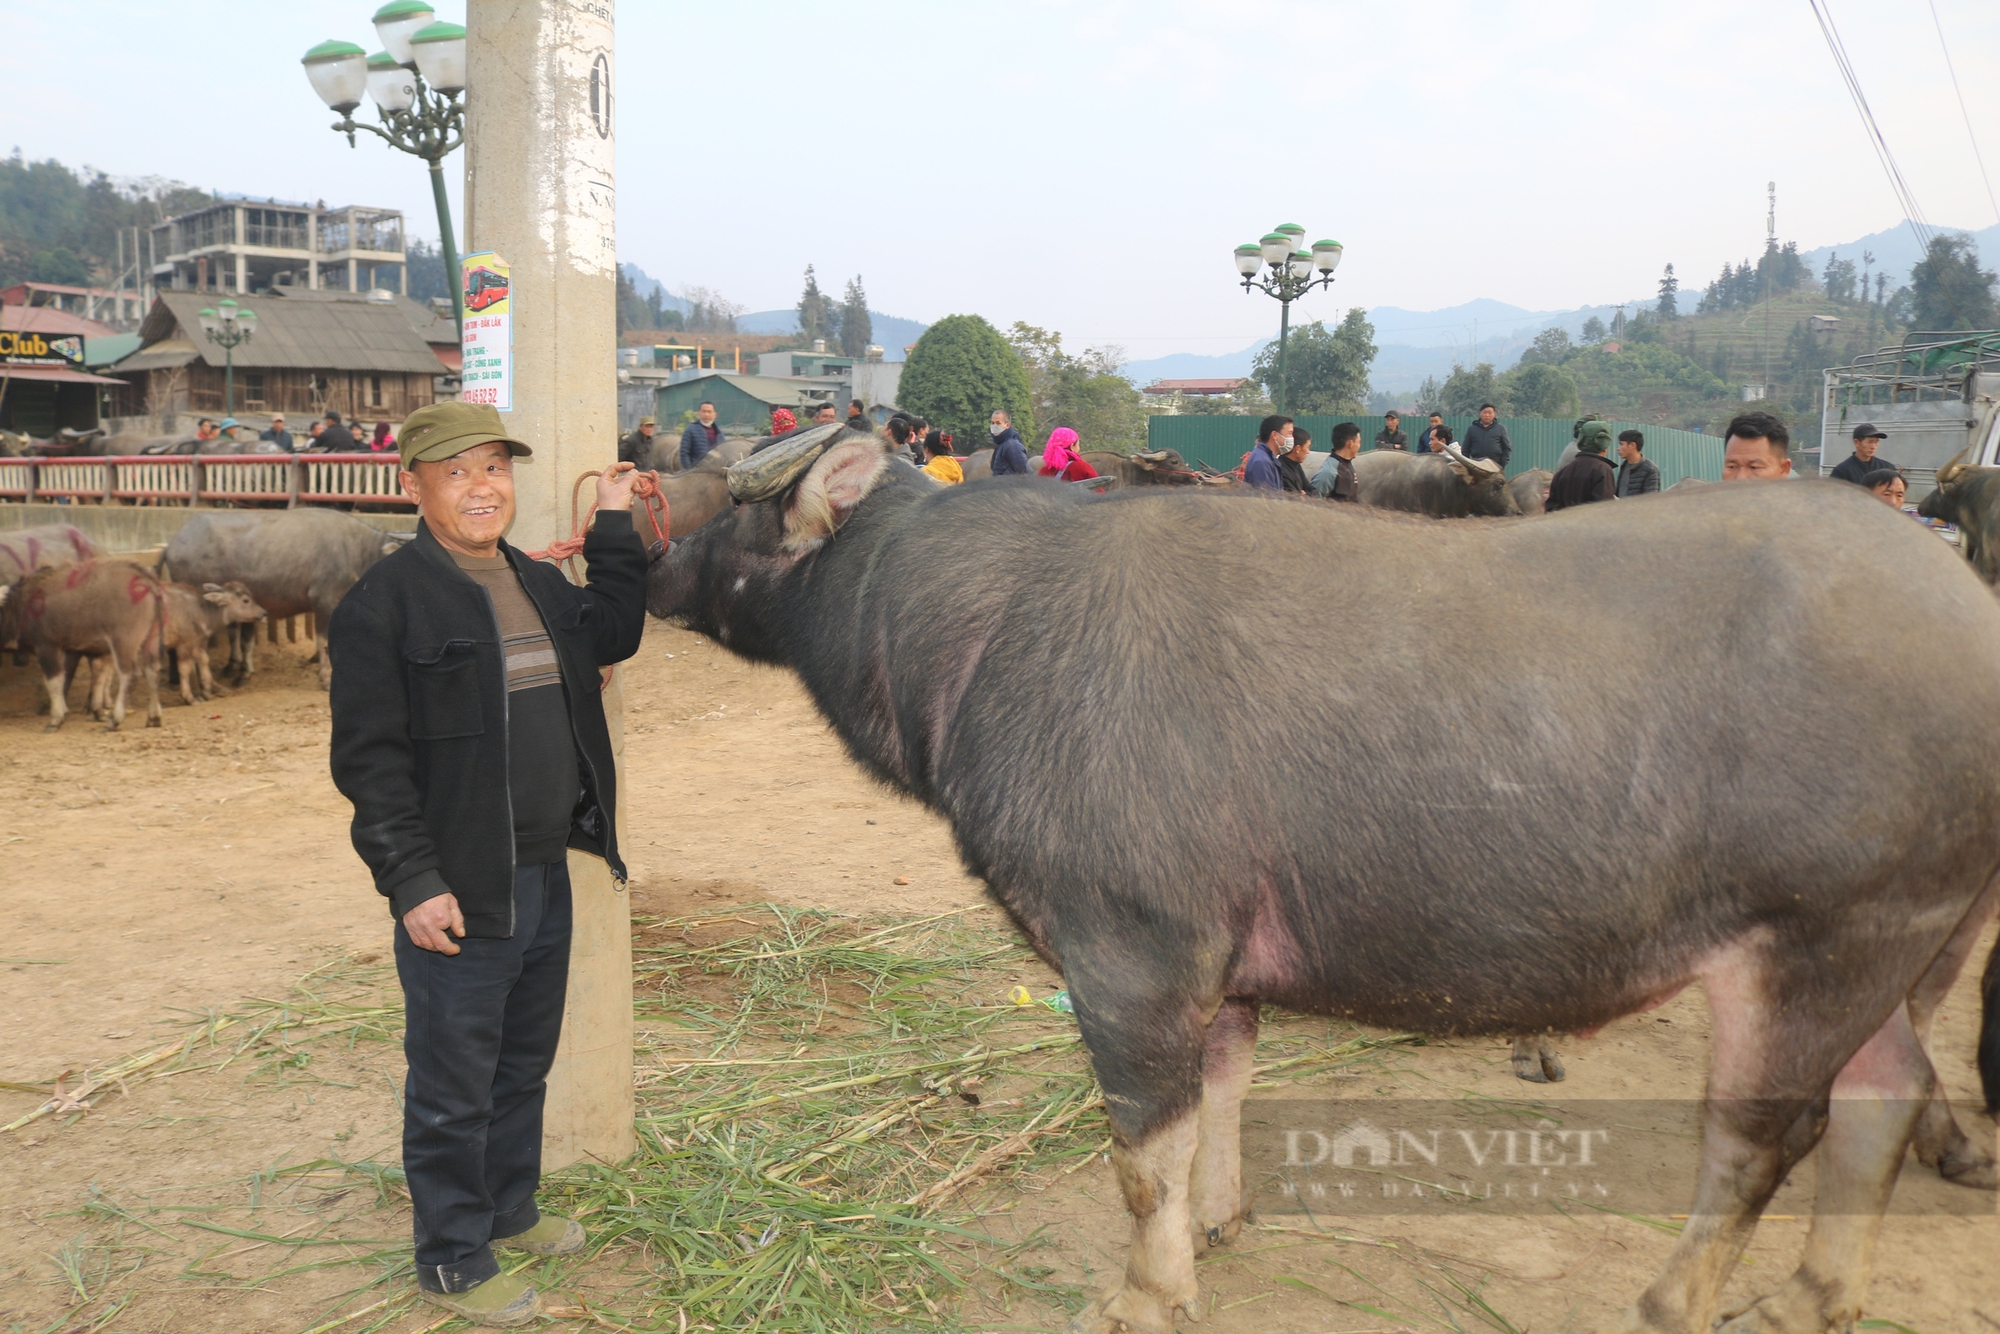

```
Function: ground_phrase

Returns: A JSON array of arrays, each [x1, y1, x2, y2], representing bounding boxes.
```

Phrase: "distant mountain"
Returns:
[[1792, 221, 2000, 290], [621, 263, 928, 361]]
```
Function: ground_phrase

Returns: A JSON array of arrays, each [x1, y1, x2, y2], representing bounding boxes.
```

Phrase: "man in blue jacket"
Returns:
[[678, 401, 723, 471], [987, 409, 1030, 475], [1244, 414, 1291, 490]]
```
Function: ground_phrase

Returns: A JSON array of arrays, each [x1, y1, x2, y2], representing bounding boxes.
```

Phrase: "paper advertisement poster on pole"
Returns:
[[460, 251, 513, 410]]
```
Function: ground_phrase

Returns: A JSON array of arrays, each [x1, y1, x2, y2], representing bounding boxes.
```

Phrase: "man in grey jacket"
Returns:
[[1615, 430, 1661, 497]]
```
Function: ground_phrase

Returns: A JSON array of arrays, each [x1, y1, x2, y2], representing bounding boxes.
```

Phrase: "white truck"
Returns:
[[1817, 332, 2000, 493]]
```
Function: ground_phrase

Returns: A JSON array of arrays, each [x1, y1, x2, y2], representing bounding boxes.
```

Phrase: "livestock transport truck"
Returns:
[[1818, 330, 2000, 498]]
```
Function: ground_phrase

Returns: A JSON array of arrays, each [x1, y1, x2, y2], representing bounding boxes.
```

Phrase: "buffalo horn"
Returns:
[[1441, 441, 1500, 483], [726, 422, 849, 501], [1936, 446, 1972, 489]]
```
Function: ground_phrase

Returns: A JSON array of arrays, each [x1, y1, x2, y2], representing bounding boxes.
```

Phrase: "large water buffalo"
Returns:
[[0, 524, 96, 583], [1506, 466, 1553, 514], [643, 432, 754, 479], [162, 509, 402, 688], [0, 560, 165, 730], [644, 437, 771, 539], [1917, 451, 2000, 584], [649, 428, 2000, 1333], [1353, 446, 1517, 516]]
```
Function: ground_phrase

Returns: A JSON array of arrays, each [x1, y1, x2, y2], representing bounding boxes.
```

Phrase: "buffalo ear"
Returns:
[[782, 440, 892, 552]]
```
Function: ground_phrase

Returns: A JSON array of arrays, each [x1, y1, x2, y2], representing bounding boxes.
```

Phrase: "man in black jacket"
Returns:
[[1373, 411, 1409, 451], [328, 401, 646, 1326], [1546, 420, 1616, 510], [1462, 403, 1512, 467], [1614, 429, 1661, 497]]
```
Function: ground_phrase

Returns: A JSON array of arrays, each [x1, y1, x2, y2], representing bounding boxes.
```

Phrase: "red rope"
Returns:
[[525, 468, 670, 580]]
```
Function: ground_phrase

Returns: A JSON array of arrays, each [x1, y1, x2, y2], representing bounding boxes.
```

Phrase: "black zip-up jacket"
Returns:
[[328, 512, 646, 937]]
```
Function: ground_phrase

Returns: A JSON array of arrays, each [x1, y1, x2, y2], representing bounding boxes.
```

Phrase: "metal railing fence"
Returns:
[[0, 454, 412, 508]]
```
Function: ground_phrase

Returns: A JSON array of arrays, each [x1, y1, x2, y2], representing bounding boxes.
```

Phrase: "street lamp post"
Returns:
[[198, 299, 257, 416], [1233, 224, 1343, 415], [301, 3, 469, 339]]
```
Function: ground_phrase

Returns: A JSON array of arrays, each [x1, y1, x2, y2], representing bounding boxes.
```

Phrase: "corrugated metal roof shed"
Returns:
[[129, 292, 443, 374], [1, 305, 116, 337], [270, 287, 458, 347]]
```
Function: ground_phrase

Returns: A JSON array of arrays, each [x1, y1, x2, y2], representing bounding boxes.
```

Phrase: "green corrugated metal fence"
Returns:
[[1145, 414, 1725, 487]]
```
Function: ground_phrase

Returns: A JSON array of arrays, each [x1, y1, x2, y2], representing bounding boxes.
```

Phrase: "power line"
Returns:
[[1927, 0, 2000, 228], [1806, 0, 1933, 254]]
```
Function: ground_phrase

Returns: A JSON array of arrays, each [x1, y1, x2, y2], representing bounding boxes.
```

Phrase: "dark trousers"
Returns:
[[395, 861, 572, 1293]]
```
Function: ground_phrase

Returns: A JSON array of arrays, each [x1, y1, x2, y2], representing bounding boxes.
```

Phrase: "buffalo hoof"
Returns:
[[1937, 1145, 1999, 1191], [42, 721, 63, 733], [145, 715, 161, 729], [1716, 1283, 1851, 1334], [1067, 1277, 1195, 1334], [1510, 1039, 1566, 1083], [102, 721, 120, 733]]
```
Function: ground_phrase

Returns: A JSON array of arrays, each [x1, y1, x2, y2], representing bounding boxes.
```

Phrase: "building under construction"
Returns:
[[147, 199, 408, 298]]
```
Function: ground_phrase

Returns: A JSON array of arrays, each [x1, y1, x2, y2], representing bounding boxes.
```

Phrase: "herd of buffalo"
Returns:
[[5, 427, 2000, 1331]]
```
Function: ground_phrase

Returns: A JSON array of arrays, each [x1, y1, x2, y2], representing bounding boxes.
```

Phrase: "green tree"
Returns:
[[1657, 264, 1678, 319], [0, 152, 213, 286], [796, 265, 836, 344], [1499, 361, 1579, 417], [1580, 317, 1607, 344], [1249, 308, 1376, 414], [1517, 327, 1572, 366], [838, 275, 872, 358], [1172, 382, 1274, 417], [1439, 362, 1504, 415], [1909, 234, 1998, 332], [28, 245, 88, 285], [1006, 322, 1146, 449], [899, 314, 1033, 450]]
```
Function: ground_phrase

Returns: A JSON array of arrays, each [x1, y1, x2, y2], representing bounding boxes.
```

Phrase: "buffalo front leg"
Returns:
[[1190, 997, 1259, 1249], [1718, 1004, 1933, 1333], [1062, 944, 1208, 1334], [39, 648, 68, 731]]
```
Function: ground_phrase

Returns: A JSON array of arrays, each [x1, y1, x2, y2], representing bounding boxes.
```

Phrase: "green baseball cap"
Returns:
[[397, 401, 532, 469]]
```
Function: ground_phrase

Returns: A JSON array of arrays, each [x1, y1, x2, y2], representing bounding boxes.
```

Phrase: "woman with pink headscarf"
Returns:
[[1037, 427, 1098, 482]]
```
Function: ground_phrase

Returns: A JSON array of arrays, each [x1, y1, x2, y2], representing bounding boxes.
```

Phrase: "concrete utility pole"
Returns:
[[464, 0, 631, 1168]]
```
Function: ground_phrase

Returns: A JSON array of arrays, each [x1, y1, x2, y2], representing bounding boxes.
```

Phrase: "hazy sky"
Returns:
[[4, 1, 1997, 354]]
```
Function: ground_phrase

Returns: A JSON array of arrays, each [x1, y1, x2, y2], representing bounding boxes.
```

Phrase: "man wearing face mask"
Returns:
[[1244, 414, 1291, 490], [988, 409, 1030, 475]]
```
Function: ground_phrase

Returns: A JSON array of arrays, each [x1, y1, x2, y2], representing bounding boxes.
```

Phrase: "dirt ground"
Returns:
[[1, 617, 1995, 1332]]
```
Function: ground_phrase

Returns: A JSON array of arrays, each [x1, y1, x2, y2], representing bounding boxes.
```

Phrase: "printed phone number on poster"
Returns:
[[462, 387, 505, 405]]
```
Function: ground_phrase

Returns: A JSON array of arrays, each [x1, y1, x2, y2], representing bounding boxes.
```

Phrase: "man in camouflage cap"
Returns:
[[617, 414, 658, 468], [328, 401, 646, 1325]]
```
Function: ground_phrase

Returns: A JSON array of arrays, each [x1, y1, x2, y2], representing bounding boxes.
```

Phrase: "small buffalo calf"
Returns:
[[163, 582, 265, 705]]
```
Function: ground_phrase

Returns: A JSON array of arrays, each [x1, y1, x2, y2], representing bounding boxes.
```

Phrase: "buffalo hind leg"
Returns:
[[1717, 1004, 1933, 1333], [1615, 949, 1837, 1332], [1906, 895, 1999, 1189], [1982, 935, 1999, 1115], [1511, 1034, 1566, 1083], [102, 647, 131, 731], [1062, 943, 1208, 1334], [1190, 998, 1259, 1249]]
